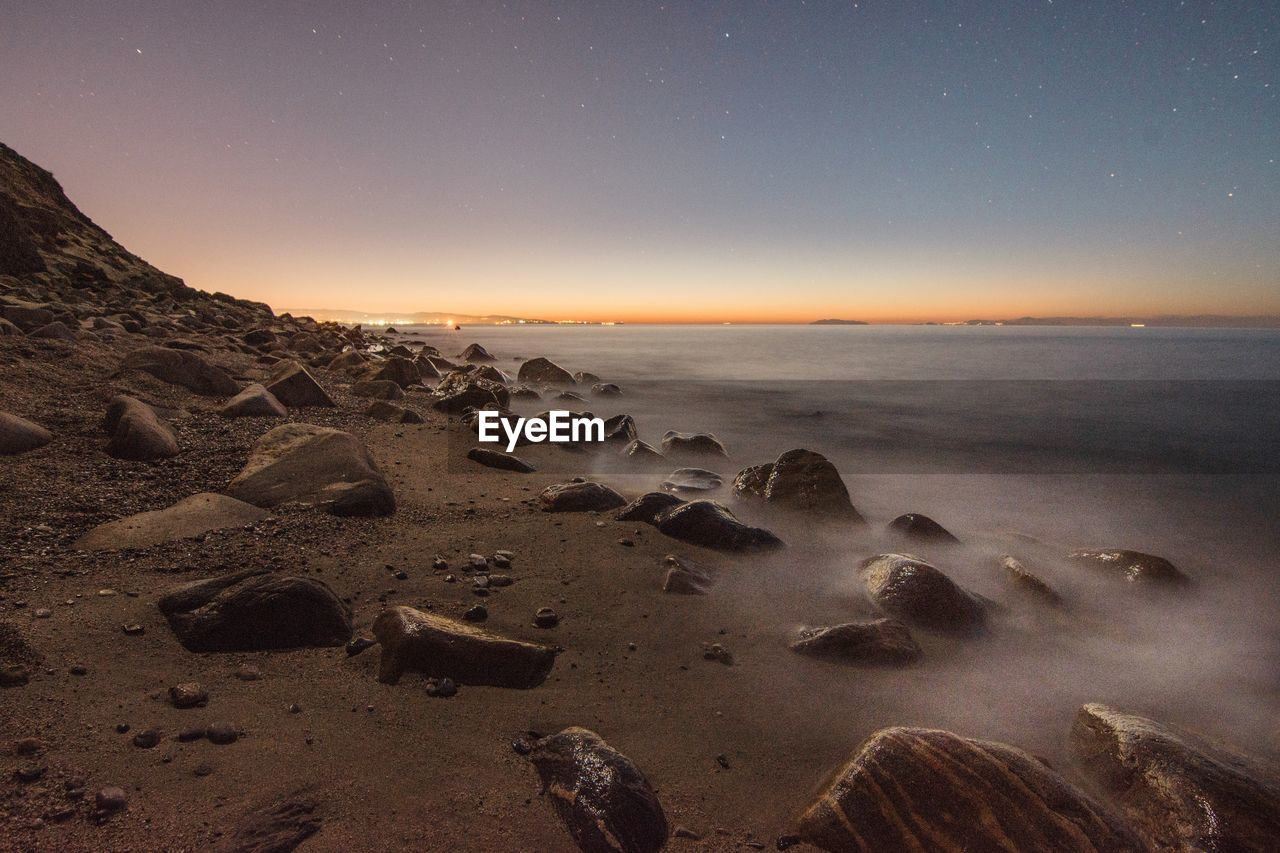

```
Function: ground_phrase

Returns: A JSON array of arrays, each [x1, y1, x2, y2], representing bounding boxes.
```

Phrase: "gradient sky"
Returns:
[[2, 1, 1277, 323]]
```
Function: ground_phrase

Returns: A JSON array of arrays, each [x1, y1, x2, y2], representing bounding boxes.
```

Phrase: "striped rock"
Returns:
[[797, 727, 1145, 852], [530, 727, 668, 853]]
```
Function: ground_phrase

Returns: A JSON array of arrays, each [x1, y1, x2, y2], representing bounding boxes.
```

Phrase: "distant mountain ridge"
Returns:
[[965, 315, 1280, 328], [281, 308, 554, 325], [810, 318, 869, 325]]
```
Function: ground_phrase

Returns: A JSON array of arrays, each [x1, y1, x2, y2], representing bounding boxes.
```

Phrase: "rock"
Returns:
[[662, 555, 711, 595], [539, 481, 628, 512], [464, 604, 488, 623], [1, 664, 30, 687], [327, 350, 367, 372], [219, 383, 287, 418], [622, 439, 666, 465], [790, 619, 921, 666], [517, 357, 574, 385], [654, 501, 782, 551], [533, 608, 559, 629], [366, 356, 420, 389], [460, 343, 497, 362], [372, 605, 555, 688], [73, 493, 267, 551], [529, 727, 669, 853], [351, 379, 405, 400], [95, 786, 128, 813], [168, 682, 208, 709], [797, 727, 1144, 852], [157, 569, 352, 652], [702, 643, 733, 664], [999, 555, 1062, 604], [886, 513, 960, 544], [1067, 549, 1190, 587], [119, 345, 239, 396], [345, 637, 375, 656], [103, 395, 179, 460], [414, 356, 443, 379], [470, 364, 510, 384], [660, 430, 727, 459], [467, 447, 536, 473], [210, 789, 323, 853], [242, 329, 277, 346], [859, 554, 986, 635], [1071, 703, 1280, 851], [574, 371, 601, 385], [592, 382, 622, 396], [0, 411, 52, 455], [425, 677, 458, 698], [206, 723, 238, 745], [660, 468, 723, 493], [509, 384, 541, 400], [432, 377, 508, 413], [263, 360, 336, 408], [364, 400, 424, 424], [603, 414, 638, 444], [733, 449, 864, 522], [31, 320, 76, 340], [556, 390, 587, 403], [0, 318, 21, 335], [227, 423, 395, 516], [132, 728, 161, 749], [616, 492, 685, 524]]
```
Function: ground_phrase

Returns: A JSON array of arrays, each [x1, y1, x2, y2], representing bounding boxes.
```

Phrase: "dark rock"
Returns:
[[733, 449, 864, 522], [574, 371, 601, 385], [603, 414, 638, 444], [660, 430, 727, 459], [104, 395, 178, 460], [467, 447, 536, 473], [206, 723, 238, 745], [662, 555, 711, 595], [660, 468, 723, 493], [351, 379, 405, 400], [219, 383, 287, 418], [345, 637, 375, 656], [157, 569, 352, 652], [210, 788, 322, 853], [1071, 702, 1280, 851], [622, 439, 666, 465], [425, 677, 458, 698], [168, 682, 209, 708], [366, 356, 420, 389], [540, 481, 628, 512], [616, 492, 685, 524], [460, 343, 497, 362], [31, 320, 75, 340], [509, 384, 541, 400], [95, 787, 128, 813], [364, 400, 424, 424], [464, 604, 488, 623], [886, 513, 960, 544], [0, 411, 52, 455], [999, 555, 1062, 604], [592, 382, 622, 396], [327, 350, 367, 372], [529, 727, 669, 853], [119, 346, 239, 396], [242, 329, 277, 346], [797, 727, 1144, 852], [653, 501, 781, 552], [73, 493, 267, 551], [534, 608, 559, 629], [178, 727, 205, 742], [859, 554, 986, 635], [263, 360, 336, 408], [372, 605, 555, 688], [556, 390, 587, 403], [432, 377, 509, 413], [702, 643, 733, 664], [1067, 549, 1190, 587], [518, 356, 574, 385], [132, 728, 161, 749], [790, 619, 922, 666]]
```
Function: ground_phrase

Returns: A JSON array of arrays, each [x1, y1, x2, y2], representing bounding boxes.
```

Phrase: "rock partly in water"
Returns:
[[660, 468, 723, 493], [73, 493, 267, 551], [603, 414, 638, 445], [0, 411, 52, 455], [227, 423, 395, 516], [662, 555, 711, 595], [653, 500, 782, 552], [460, 343, 497, 362], [540, 481, 628, 513], [1071, 702, 1280, 852], [372, 605, 555, 688], [157, 569, 352, 652], [859, 554, 986, 635], [622, 439, 666, 466], [517, 356, 575, 385], [432, 376, 509, 413], [616, 492, 685, 524], [119, 346, 239, 396], [467, 447, 536, 473], [660, 430, 727, 459], [999, 555, 1062, 605], [797, 727, 1144, 852], [529, 727, 669, 853], [263, 360, 336, 408], [1067, 549, 1190, 587], [219, 383, 287, 418], [104, 395, 179, 461], [886, 513, 960, 544], [592, 382, 622, 396], [790, 619, 922, 666], [733, 449, 865, 522]]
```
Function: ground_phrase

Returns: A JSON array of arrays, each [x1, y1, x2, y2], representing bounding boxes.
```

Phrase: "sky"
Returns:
[[1, 1, 1277, 323]]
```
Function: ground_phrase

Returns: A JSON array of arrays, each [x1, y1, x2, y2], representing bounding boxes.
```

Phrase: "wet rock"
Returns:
[[219, 383, 287, 418], [529, 727, 669, 853], [733, 449, 865, 522], [886, 513, 960, 544], [574, 371, 602, 385], [104, 395, 178, 460], [1071, 702, 1280, 851], [0, 411, 52, 455], [518, 357, 575, 385], [345, 637, 375, 656], [227, 423, 395, 516], [790, 619, 921, 666], [660, 430, 727, 460], [654, 500, 782, 552], [351, 379, 405, 401], [467, 447, 536, 473], [364, 400, 424, 424], [373, 606, 555, 687], [119, 345, 239, 396], [168, 682, 208, 708], [662, 555, 712, 595], [797, 727, 1143, 852], [622, 439, 666, 466], [617, 492, 686, 524], [263, 360, 336, 408], [1067, 549, 1190, 587], [603, 414, 638, 445], [859, 554, 986, 635], [432, 377, 509, 413], [210, 789, 322, 853], [557, 390, 588, 403], [999, 555, 1062, 604], [540, 481, 628, 512], [660, 468, 723, 493], [509, 384, 541, 400], [460, 343, 497, 362], [73, 492, 267, 551], [366, 356, 420, 389], [533, 608, 559, 629], [592, 382, 622, 396], [157, 569, 352, 652]]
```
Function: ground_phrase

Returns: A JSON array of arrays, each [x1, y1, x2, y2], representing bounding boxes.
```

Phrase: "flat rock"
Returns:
[[227, 423, 395, 516], [654, 500, 782, 551], [0, 411, 51, 455], [886, 513, 960, 544], [1071, 702, 1280, 851], [660, 468, 723, 493], [263, 361, 336, 408], [73, 492, 267, 551], [733, 449, 864, 522], [617, 492, 685, 524], [662, 555, 711, 595], [797, 727, 1144, 852], [660, 430, 727, 459], [790, 619, 921, 666], [104, 395, 179, 461], [119, 345, 239, 396], [211, 789, 323, 853], [859, 554, 986, 635], [219, 383, 287, 418], [1067, 549, 1190, 587], [529, 727, 669, 853], [467, 447, 536, 473], [372, 605, 555, 688], [158, 569, 352, 652], [540, 481, 628, 512]]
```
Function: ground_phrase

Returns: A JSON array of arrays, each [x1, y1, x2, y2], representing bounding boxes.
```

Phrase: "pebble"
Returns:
[[533, 607, 559, 629], [488, 574, 513, 587], [68, 664, 88, 676], [511, 738, 532, 756], [34, 608, 51, 619], [432, 557, 449, 571], [345, 637, 376, 656], [177, 727, 205, 742], [168, 682, 208, 709], [235, 665, 262, 681], [96, 787, 128, 812], [618, 538, 635, 547], [393, 569, 408, 580], [121, 623, 145, 636], [703, 643, 734, 665], [115, 723, 130, 734], [16, 764, 47, 783], [288, 702, 302, 714], [425, 677, 457, 698], [132, 728, 162, 749], [464, 604, 488, 622], [193, 763, 214, 777], [206, 723, 239, 745]]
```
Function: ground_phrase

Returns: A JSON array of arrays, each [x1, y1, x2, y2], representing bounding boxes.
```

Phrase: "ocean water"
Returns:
[[398, 323, 1280, 759]]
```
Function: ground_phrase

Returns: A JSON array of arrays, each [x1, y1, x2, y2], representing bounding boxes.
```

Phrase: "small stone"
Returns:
[[193, 763, 214, 777], [702, 643, 733, 665], [69, 664, 88, 675], [468, 554, 489, 571], [34, 608, 52, 619], [534, 607, 559, 629], [206, 723, 239, 745], [488, 574, 514, 587], [168, 682, 209, 709], [512, 738, 533, 756], [121, 623, 145, 636], [287, 702, 302, 714], [115, 723, 130, 734], [346, 637, 375, 656], [96, 786, 128, 812], [432, 557, 449, 571], [235, 665, 262, 681], [16, 764, 47, 783], [425, 677, 458, 698], [492, 554, 512, 569], [674, 826, 702, 840], [132, 728, 162, 749], [13, 737, 43, 756], [393, 569, 408, 580], [618, 538, 635, 547], [473, 575, 491, 589], [464, 604, 488, 622], [177, 727, 205, 742]]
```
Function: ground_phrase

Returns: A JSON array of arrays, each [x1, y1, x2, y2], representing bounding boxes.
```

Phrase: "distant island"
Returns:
[[810, 318, 869, 325], [962, 315, 1280, 329]]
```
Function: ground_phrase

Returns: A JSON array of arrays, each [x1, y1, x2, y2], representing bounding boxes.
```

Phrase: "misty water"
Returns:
[[404, 324, 1280, 766]]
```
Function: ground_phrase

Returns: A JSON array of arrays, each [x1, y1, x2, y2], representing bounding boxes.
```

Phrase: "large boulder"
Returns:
[[1071, 703, 1280, 851], [327, 350, 367, 372], [0, 411, 51, 455], [372, 605, 555, 688], [459, 343, 496, 362], [432, 377, 509, 413], [74, 493, 267, 551], [219, 383, 287, 418], [540, 481, 628, 512], [517, 357, 575, 385], [104, 395, 179, 461], [263, 360, 336, 408], [1067, 549, 1190, 587], [603, 414, 638, 445], [119, 346, 239, 396], [733, 449, 864, 522], [859, 554, 986, 635], [886, 513, 960, 544], [790, 619, 922, 666], [157, 569, 352, 652], [797, 727, 1144, 852], [653, 500, 781, 551], [529, 727, 669, 853], [227, 423, 395, 516], [660, 430, 727, 459], [366, 356, 420, 389]]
